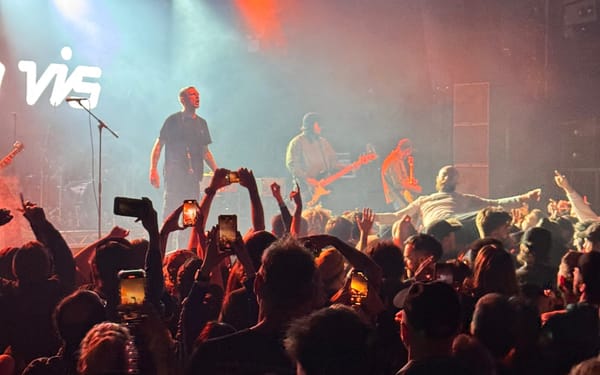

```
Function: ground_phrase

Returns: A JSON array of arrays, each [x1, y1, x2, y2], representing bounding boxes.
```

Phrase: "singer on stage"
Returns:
[[149, 86, 218, 224]]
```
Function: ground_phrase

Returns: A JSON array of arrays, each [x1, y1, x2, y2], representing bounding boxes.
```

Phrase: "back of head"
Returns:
[[0, 247, 18, 280], [475, 207, 512, 238], [366, 240, 404, 280], [271, 213, 286, 238], [94, 241, 133, 286], [401, 281, 461, 340], [471, 293, 516, 359], [472, 245, 519, 297], [259, 237, 318, 314], [519, 226, 552, 265], [13, 241, 50, 284], [405, 234, 443, 261], [578, 251, 600, 304], [163, 249, 196, 294], [285, 305, 371, 375], [568, 356, 600, 375], [78, 322, 135, 375], [244, 230, 277, 270], [54, 289, 107, 350], [425, 219, 461, 242], [302, 206, 331, 236], [325, 216, 354, 243]]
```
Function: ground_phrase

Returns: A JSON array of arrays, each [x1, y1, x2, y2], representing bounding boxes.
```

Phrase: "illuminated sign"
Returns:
[[12, 47, 102, 109]]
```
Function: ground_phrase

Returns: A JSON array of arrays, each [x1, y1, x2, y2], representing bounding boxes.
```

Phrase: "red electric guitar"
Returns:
[[306, 151, 378, 206], [0, 141, 24, 170]]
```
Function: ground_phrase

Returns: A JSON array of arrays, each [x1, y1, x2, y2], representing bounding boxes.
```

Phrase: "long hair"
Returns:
[[471, 245, 518, 298]]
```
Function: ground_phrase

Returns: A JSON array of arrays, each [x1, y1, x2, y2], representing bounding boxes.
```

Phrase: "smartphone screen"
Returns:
[[118, 269, 146, 305], [114, 197, 146, 218], [218, 214, 237, 252], [350, 271, 368, 306], [227, 171, 240, 184], [182, 199, 198, 227]]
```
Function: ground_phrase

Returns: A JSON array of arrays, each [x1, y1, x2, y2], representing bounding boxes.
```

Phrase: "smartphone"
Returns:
[[218, 214, 237, 252], [350, 271, 369, 306], [434, 263, 454, 284], [114, 197, 148, 218], [226, 171, 240, 184], [182, 199, 198, 227], [118, 269, 146, 305]]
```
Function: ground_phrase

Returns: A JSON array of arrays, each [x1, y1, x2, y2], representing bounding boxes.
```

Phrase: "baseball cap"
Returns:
[[521, 227, 552, 250], [393, 281, 461, 338], [425, 219, 462, 241]]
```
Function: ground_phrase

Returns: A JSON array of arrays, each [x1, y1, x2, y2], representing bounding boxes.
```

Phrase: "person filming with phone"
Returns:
[[149, 86, 218, 247]]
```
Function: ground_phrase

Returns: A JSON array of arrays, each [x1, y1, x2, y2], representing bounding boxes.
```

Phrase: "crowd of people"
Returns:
[[0, 163, 598, 375]]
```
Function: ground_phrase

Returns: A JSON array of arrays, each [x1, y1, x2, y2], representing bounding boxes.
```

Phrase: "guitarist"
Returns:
[[285, 112, 342, 200]]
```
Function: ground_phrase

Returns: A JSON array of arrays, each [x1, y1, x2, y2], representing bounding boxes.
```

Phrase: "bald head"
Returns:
[[436, 165, 459, 193]]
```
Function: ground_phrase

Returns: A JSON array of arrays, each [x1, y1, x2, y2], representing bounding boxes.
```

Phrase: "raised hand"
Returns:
[[208, 168, 230, 191], [356, 208, 374, 235], [198, 226, 230, 278], [554, 170, 574, 193], [238, 168, 257, 190], [270, 182, 283, 202], [107, 226, 130, 239], [290, 182, 302, 207]]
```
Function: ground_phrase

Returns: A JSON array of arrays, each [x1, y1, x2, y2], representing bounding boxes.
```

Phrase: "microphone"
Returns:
[[65, 97, 89, 102]]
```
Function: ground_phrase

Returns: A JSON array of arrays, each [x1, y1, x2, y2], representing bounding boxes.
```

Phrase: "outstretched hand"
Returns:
[[238, 168, 257, 190], [21, 201, 46, 224], [209, 168, 230, 191], [525, 188, 542, 202], [554, 170, 574, 193], [270, 182, 283, 202], [356, 208, 374, 235]]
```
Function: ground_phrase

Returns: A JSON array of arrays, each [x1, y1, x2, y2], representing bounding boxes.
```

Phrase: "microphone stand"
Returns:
[[74, 100, 119, 239]]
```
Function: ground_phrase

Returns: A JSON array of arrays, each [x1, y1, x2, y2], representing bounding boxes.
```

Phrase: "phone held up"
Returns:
[[350, 270, 369, 306], [218, 214, 237, 252], [182, 199, 198, 227], [113, 197, 150, 218], [226, 171, 240, 184], [118, 269, 146, 305]]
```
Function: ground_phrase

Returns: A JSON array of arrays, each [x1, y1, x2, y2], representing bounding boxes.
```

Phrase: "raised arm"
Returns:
[[290, 183, 303, 237], [554, 170, 599, 221], [74, 226, 130, 284], [271, 182, 292, 233], [375, 199, 420, 225], [140, 198, 163, 309], [150, 138, 162, 189], [356, 208, 374, 252], [238, 168, 265, 232], [23, 202, 76, 291]]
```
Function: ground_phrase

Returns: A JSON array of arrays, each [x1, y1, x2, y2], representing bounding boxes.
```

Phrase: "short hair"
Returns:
[[93, 241, 133, 284], [259, 237, 318, 312], [471, 293, 516, 359], [476, 207, 512, 238], [178, 85, 196, 99], [568, 356, 600, 375], [366, 240, 404, 279], [404, 234, 443, 262], [54, 290, 107, 347], [78, 322, 136, 375], [12, 241, 50, 283], [325, 216, 354, 242], [301, 112, 320, 130], [285, 306, 371, 375], [399, 281, 461, 339], [578, 251, 600, 304], [518, 227, 552, 264]]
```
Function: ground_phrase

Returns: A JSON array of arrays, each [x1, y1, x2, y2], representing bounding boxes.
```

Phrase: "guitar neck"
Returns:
[[0, 145, 23, 169], [319, 161, 361, 188]]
